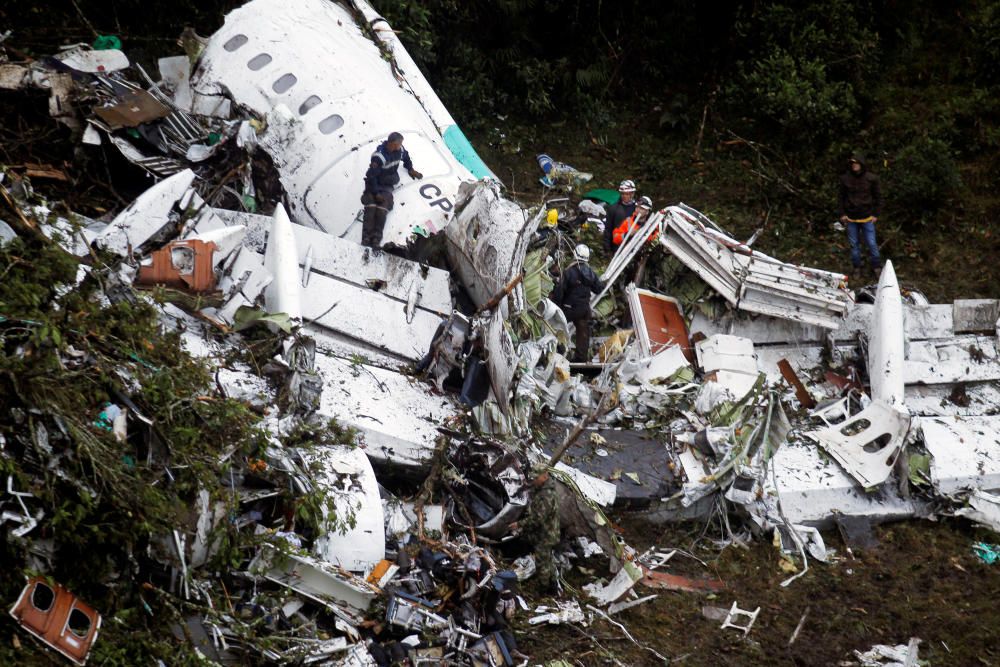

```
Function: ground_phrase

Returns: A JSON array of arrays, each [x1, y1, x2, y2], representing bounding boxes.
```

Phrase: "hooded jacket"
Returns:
[[838, 154, 882, 220], [554, 261, 604, 320]]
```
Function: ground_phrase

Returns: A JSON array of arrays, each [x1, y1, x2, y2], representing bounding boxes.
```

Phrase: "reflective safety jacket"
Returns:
[[612, 211, 657, 246], [365, 141, 414, 194]]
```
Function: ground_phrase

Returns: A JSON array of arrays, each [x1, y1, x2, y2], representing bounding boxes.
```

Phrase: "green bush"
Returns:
[[887, 137, 961, 212], [731, 47, 860, 147]]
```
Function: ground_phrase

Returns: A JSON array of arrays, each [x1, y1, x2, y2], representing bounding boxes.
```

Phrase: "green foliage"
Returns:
[[968, 3, 1000, 85], [887, 136, 962, 212], [730, 48, 860, 147]]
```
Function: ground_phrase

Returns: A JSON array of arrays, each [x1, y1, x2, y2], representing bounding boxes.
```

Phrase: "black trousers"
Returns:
[[571, 315, 591, 363], [361, 190, 394, 246]]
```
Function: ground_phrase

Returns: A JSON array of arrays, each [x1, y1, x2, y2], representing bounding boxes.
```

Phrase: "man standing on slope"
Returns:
[[361, 131, 423, 248], [838, 152, 882, 276], [603, 179, 637, 252]]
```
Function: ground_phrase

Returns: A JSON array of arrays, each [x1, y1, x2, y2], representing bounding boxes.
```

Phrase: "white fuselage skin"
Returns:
[[191, 0, 475, 247]]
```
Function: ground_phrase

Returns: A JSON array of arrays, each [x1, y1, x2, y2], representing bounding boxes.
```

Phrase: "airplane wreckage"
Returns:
[[1, 0, 999, 664]]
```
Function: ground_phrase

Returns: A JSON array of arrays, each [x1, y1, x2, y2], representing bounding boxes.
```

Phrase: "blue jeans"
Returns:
[[847, 221, 880, 268]]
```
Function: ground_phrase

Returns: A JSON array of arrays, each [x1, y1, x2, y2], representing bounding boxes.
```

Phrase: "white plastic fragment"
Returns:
[[583, 561, 642, 606], [955, 489, 1000, 533], [55, 46, 129, 73], [528, 601, 586, 626], [720, 601, 760, 635]]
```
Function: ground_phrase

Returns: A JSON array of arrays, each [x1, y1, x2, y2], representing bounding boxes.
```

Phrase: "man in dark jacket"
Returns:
[[361, 131, 423, 247], [554, 244, 605, 363], [603, 179, 637, 252], [838, 153, 882, 274]]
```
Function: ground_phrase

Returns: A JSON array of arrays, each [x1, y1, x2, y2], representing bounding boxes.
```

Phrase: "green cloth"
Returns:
[[583, 188, 620, 205], [93, 35, 122, 51]]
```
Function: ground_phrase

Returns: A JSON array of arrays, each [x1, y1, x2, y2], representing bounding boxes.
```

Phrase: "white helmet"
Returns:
[[618, 179, 636, 193], [574, 244, 591, 262], [638, 195, 653, 210]]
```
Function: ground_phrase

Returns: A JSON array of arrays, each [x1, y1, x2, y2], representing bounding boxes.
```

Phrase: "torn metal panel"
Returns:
[[953, 299, 1000, 333], [253, 545, 379, 620], [918, 416, 1000, 494], [186, 224, 246, 267], [158, 55, 194, 111], [593, 211, 665, 305], [106, 135, 187, 176], [689, 302, 955, 346], [956, 489, 1000, 533], [904, 383, 1000, 417], [660, 204, 851, 328], [764, 440, 917, 527], [93, 90, 171, 129], [483, 309, 517, 415], [263, 204, 302, 320], [305, 446, 386, 574], [216, 208, 452, 313], [584, 560, 643, 605], [315, 352, 457, 469], [9, 577, 101, 666], [625, 284, 692, 360], [211, 247, 273, 324], [95, 168, 195, 256], [553, 462, 617, 507], [904, 335, 1000, 385], [212, 209, 449, 364], [192, 0, 479, 246], [696, 334, 759, 376], [445, 180, 540, 311], [806, 400, 911, 489], [640, 567, 725, 594], [869, 261, 906, 406]]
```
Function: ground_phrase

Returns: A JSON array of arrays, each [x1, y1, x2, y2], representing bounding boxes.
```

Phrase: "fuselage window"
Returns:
[[247, 53, 272, 71], [273, 73, 297, 94], [299, 95, 322, 115], [223, 34, 248, 52], [318, 114, 345, 134]]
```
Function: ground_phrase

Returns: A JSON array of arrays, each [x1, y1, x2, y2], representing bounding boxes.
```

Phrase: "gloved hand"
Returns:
[[408, 169, 423, 180]]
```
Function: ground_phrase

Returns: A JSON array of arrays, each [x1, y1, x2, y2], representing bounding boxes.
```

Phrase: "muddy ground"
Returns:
[[2, 7, 1000, 667], [515, 517, 1000, 666]]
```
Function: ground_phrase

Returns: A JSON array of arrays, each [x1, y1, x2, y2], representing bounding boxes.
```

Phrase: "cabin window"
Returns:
[[223, 34, 248, 52], [247, 53, 272, 71], [67, 608, 92, 638], [318, 114, 344, 134], [30, 583, 55, 612], [299, 95, 322, 115], [272, 73, 297, 94]]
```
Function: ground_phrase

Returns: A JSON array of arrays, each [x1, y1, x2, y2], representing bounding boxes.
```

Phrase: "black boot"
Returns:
[[361, 205, 377, 247], [371, 207, 388, 248]]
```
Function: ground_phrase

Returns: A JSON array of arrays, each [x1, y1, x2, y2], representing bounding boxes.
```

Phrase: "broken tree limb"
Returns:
[[546, 385, 613, 469], [477, 272, 524, 314]]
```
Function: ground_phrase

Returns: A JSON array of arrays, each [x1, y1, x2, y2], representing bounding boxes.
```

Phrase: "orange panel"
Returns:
[[136, 240, 217, 293], [9, 577, 101, 665], [637, 292, 693, 362]]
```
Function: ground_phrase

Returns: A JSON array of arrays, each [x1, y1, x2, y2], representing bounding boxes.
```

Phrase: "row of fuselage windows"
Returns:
[[223, 33, 344, 134]]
